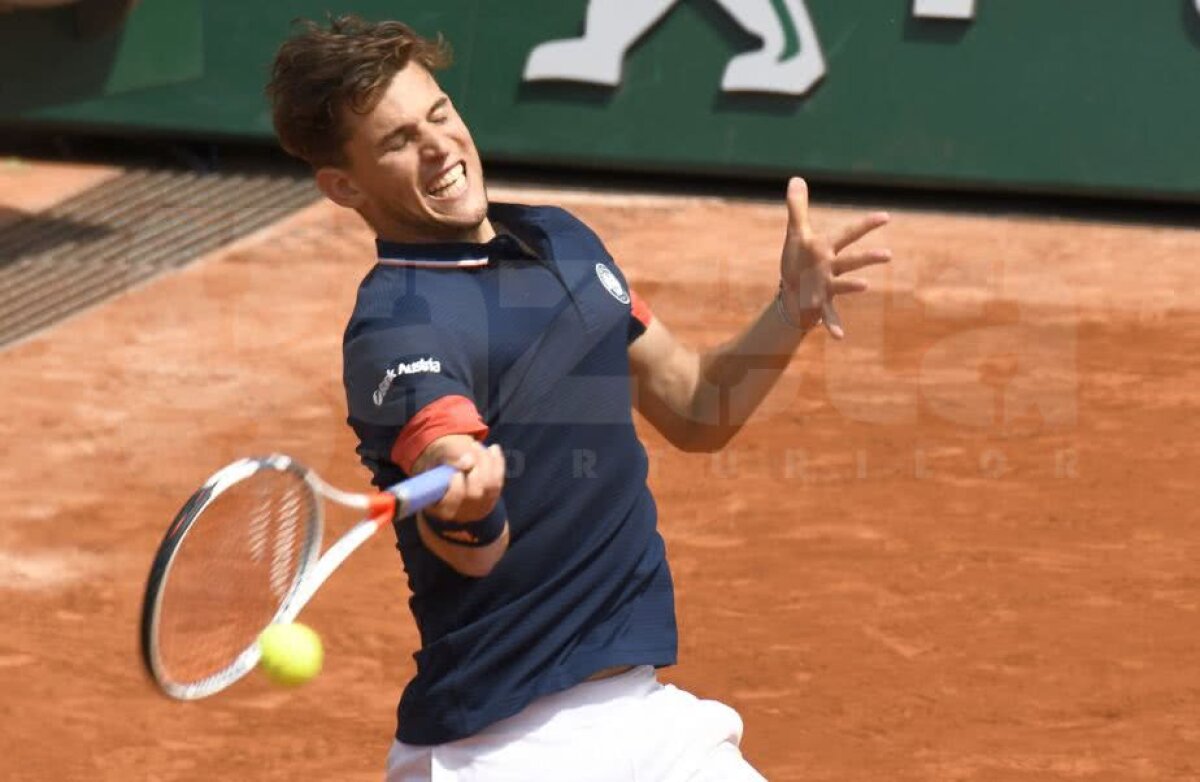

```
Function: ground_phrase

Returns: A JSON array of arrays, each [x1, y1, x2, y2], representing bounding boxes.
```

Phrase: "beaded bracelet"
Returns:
[[775, 282, 820, 331]]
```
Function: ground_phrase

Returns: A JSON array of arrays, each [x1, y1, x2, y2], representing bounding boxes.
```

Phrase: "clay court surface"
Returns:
[[1, 159, 1198, 781]]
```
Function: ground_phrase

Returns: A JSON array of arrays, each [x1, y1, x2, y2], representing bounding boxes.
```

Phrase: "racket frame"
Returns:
[[141, 454, 454, 700], [141, 454, 328, 700]]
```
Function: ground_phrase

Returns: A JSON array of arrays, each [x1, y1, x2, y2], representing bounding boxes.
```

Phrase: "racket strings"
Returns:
[[155, 468, 316, 686]]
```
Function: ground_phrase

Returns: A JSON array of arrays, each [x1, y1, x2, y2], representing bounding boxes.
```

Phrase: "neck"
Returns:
[[372, 216, 496, 246], [468, 218, 497, 244]]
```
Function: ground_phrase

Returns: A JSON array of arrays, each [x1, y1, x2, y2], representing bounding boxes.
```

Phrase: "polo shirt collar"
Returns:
[[376, 205, 541, 269], [376, 238, 493, 269]]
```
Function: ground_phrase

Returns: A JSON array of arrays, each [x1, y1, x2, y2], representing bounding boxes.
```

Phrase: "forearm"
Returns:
[[411, 437, 509, 578], [415, 512, 509, 578], [684, 291, 813, 451]]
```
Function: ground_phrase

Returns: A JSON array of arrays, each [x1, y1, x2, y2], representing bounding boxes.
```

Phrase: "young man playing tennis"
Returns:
[[268, 16, 890, 781]]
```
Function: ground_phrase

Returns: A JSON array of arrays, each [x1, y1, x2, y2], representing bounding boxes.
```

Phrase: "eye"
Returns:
[[430, 112, 449, 125]]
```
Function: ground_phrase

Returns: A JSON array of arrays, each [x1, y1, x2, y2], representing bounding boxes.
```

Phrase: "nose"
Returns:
[[418, 126, 452, 161]]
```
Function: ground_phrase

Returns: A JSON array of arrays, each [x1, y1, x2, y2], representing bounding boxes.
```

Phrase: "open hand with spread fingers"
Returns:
[[778, 177, 892, 339]]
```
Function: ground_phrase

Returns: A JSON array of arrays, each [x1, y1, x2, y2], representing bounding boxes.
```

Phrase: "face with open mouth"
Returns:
[[335, 62, 492, 244]]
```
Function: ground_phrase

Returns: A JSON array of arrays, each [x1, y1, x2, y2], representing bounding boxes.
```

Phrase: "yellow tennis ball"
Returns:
[[257, 622, 323, 687]]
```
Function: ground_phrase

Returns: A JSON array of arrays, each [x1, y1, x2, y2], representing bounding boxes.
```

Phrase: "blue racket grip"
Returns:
[[389, 464, 457, 517]]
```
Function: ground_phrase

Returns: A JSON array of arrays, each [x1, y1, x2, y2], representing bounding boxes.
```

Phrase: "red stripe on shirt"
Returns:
[[391, 395, 489, 473], [630, 289, 653, 329]]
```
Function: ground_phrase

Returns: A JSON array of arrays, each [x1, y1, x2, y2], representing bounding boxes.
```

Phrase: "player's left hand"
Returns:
[[779, 177, 892, 339]]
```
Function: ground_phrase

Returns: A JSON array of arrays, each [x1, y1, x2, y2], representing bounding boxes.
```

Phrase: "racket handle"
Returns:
[[388, 464, 457, 517]]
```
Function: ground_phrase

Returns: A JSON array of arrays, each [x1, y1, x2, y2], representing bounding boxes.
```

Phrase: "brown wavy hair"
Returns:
[[267, 15, 452, 168]]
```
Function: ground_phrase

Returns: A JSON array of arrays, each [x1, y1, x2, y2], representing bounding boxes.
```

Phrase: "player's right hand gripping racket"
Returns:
[[140, 454, 455, 700]]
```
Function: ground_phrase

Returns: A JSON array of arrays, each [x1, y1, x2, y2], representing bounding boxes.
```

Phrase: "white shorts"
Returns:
[[386, 666, 766, 781]]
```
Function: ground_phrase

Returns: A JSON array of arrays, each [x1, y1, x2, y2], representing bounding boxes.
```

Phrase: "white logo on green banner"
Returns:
[[524, 0, 989, 97], [524, 0, 827, 96], [913, 0, 975, 19]]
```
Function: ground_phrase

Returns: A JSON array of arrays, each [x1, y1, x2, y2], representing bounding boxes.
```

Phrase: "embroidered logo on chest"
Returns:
[[595, 263, 630, 305]]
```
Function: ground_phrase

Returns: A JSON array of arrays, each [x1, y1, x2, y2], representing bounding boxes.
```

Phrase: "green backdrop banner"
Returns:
[[2, 0, 1198, 201]]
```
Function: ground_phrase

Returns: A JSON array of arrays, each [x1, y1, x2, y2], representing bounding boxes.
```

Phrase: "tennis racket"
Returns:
[[140, 453, 455, 700]]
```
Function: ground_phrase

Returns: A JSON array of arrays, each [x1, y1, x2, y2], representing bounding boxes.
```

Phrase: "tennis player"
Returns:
[[268, 16, 890, 781]]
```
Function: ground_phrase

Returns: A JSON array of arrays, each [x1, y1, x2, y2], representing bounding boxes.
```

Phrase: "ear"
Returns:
[[315, 165, 366, 209]]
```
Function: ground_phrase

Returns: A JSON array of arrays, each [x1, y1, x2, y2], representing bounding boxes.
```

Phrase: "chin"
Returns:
[[431, 196, 488, 232], [460, 198, 490, 228], [376, 186, 490, 243]]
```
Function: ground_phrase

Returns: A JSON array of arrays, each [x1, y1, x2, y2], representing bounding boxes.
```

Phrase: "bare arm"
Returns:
[[411, 435, 509, 578], [630, 178, 891, 452], [630, 302, 808, 452]]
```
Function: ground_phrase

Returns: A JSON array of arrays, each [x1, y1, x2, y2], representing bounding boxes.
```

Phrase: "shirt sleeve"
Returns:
[[627, 288, 654, 344], [343, 323, 488, 475], [391, 395, 488, 473]]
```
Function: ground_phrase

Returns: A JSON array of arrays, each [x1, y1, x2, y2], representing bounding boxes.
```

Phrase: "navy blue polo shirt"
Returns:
[[341, 203, 677, 746]]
